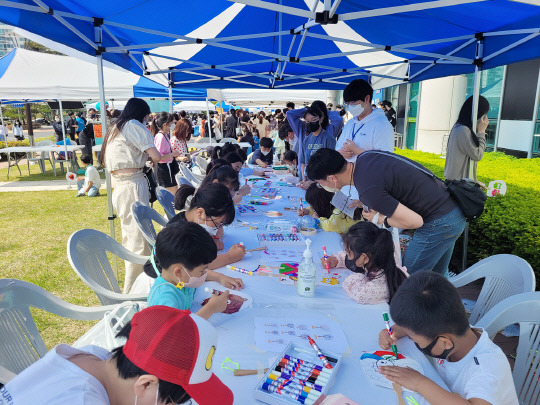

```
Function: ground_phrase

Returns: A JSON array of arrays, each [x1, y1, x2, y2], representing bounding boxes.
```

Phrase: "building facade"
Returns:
[[381, 58, 540, 159], [0, 24, 26, 57]]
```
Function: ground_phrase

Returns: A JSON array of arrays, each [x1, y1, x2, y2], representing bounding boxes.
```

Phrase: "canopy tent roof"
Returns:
[[207, 88, 328, 107], [0, 1, 539, 90], [0, 48, 206, 101]]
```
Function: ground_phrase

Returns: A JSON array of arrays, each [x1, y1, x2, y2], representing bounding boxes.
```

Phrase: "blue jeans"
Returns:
[[403, 207, 466, 276], [77, 179, 99, 197]]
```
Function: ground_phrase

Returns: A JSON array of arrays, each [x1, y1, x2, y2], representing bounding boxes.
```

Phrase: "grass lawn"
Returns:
[[0, 190, 165, 349]]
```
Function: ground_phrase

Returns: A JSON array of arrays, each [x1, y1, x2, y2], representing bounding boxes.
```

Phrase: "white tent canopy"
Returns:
[[0, 48, 143, 100], [207, 88, 329, 107], [173, 100, 216, 113]]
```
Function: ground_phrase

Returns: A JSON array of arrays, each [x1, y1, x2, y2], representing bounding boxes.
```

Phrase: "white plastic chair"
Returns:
[[178, 163, 202, 187], [67, 229, 149, 305], [247, 151, 254, 163], [449, 254, 535, 324], [27, 139, 53, 173], [50, 139, 74, 176], [193, 155, 209, 174], [131, 201, 168, 247], [155, 186, 176, 220], [0, 278, 118, 384], [476, 292, 540, 405]]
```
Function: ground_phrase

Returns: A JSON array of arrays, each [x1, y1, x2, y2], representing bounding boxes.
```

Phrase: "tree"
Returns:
[[23, 40, 63, 55]]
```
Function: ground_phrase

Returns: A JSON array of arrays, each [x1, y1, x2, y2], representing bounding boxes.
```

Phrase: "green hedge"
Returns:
[[396, 150, 540, 287]]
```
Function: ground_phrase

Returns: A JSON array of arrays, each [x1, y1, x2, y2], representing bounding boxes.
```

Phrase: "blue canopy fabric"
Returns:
[[133, 77, 207, 100], [0, 0, 539, 89]]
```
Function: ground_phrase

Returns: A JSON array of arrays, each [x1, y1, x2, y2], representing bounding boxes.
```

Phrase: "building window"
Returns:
[[533, 97, 540, 158], [466, 66, 504, 152]]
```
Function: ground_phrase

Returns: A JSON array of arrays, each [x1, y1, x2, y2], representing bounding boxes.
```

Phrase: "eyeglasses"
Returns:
[[207, 216, 224, 229]]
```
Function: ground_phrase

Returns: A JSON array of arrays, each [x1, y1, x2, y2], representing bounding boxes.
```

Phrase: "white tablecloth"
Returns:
[[200, 174, 448, 405]]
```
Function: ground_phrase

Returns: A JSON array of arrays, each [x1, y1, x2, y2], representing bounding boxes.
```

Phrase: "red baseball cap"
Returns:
[[123, 306, 233, 405]]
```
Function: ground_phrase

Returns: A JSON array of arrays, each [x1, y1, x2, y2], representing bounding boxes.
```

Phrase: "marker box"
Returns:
[[265, 220, 298, 233], [254, 341, 342, 405]]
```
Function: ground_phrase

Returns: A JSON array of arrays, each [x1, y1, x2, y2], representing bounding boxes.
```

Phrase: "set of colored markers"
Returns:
[[257, 233, 305, 245], [255, 341, 342, 405]]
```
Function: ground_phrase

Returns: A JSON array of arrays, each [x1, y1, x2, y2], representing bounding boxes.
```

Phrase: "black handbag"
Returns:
[[361, 150, 486, 222], [444, 178, 487, 221]]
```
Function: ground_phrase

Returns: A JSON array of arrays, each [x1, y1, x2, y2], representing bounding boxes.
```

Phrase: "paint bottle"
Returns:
[[297, 238, 316, 298]]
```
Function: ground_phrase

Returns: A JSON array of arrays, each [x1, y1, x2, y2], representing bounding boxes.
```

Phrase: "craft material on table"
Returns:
[[330, 191, 356, 219], [360, 351, 424, 391], [251, 180, 273, 188], [250, 200, 273, 205], [383, 312, 399, 359], [317, 271, 346, 287], [227, 265, 255, 275], [266, 220, 298, 233], [251, 187, 279, 198], [299, 227, 317, 236], [197, 283, 253, 314], [266, 211, 284, 217], [393, 382, 406, 405], [246, 246, 268, 253], [254, 317, 349, 353], [262, 247, 304, 262], [307, 335, 333, 369], [258, 233, 305, 245], [236, 204, 262, 215], [254, 342, 342, 405], [322, 247, 330, 274]]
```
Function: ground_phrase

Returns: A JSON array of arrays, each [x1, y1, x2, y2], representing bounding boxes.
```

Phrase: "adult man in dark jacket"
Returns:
[[224, 108, 237, 138]]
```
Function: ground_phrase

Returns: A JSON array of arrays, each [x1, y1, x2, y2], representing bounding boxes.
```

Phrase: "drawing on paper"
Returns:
[[360, 351, 424, 391], [255, 317, 348, 352]]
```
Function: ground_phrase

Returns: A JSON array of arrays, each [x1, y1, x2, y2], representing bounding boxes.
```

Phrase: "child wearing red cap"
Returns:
[[0, 306, 233, 405]]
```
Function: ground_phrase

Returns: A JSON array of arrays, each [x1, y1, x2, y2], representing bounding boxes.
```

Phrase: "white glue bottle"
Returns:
[[297, 238, 316, 298]]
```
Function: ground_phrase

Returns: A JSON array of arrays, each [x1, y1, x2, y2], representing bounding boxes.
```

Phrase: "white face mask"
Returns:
[[134, 382, 159, 405], [321, 178, 340, 193], [178, 267, 208, 289], [199, 216, 219, 236], [347, 103, 365, 117], [261, 150, 270, 156]]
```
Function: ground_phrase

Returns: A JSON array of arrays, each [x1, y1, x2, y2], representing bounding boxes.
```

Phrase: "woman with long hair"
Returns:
[[99, 98, 180, 293], [170, 118, 193, 163], [444, 95, 490, 183]]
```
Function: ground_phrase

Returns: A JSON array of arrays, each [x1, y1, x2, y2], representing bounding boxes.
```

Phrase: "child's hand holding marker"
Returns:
[[320, 255, 338, 269], [378, 324, 403, 351], [227, 243, 246, 262]]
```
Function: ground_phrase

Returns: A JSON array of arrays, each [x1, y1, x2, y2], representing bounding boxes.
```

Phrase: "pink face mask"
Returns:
[[177, 267, 207, 289]]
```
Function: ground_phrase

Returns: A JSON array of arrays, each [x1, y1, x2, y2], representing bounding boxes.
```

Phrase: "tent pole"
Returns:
[[462, 36, 483, 271], [58, 100, 69, 173], [219, 93, 223, 140], [96, 51, 117, 277], [206, 96, 212, 146], [0, 103, 7, 148], [168, 73, 173, 114]]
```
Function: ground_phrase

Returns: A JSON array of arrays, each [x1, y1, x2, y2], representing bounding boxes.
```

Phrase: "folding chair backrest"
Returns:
[[0, 278, 116, 383], [67, 229, 149, 305], [178, 163, 201, 187], [193, 155, 208, 173], [449, 254, 536, 324], [132, 201, 168, 246], [476, 292, 540, 405], [35, 139, 53, 159], [175, 172, 191, 186], [155, 187, 176, 220]]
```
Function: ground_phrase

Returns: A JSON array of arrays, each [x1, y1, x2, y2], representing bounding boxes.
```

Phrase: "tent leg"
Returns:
[[96, 51, 117, 278], [168, 83, 173, 114], [462, 38, 483, 271], [0, 103, 7, 148], [206, 96, 212, 146]]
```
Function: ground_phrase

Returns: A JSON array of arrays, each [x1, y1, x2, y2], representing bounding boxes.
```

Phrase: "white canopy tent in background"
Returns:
[[173, 100, 216, 112], [207, 88, 328, 108]]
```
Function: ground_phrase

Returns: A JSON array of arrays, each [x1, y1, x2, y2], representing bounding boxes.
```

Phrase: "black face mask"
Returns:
[[345, 256, 365, 273], [415, 336, 454, 360], [306, 121, 320, 133]]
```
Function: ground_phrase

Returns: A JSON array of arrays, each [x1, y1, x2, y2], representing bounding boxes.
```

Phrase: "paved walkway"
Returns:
[[0, 180, 106, 192]]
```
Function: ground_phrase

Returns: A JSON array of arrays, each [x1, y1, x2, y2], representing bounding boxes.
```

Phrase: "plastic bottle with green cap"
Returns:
[[297, 238, 316, 298]]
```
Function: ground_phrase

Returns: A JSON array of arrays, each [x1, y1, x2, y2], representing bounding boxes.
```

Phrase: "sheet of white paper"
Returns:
[[261, 247, 304, 263], [360, 351, 424, 391], [331, 191, 356, 219], [254, 316, 349, 353]]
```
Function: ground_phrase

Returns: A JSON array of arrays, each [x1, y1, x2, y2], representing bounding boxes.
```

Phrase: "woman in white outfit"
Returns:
[[100, 98, 179, 293]]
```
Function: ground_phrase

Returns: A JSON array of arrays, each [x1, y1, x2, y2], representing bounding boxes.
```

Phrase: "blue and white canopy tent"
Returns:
[[2, 0, 538, 261]]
